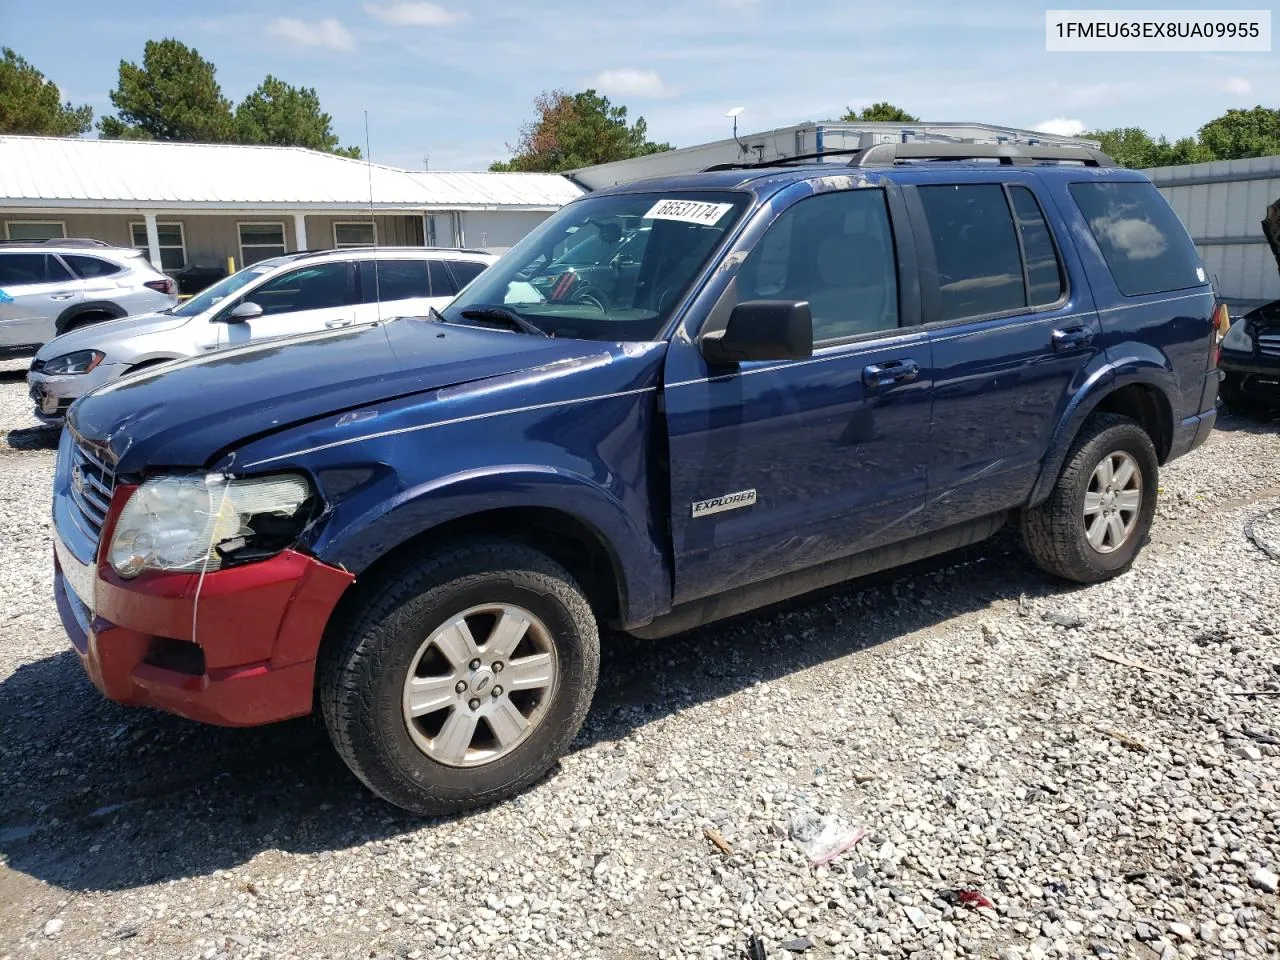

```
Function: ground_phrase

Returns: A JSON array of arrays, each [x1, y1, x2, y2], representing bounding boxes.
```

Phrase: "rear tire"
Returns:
[[319, 541, 599, 816], [1021, 413, 1159, 584]]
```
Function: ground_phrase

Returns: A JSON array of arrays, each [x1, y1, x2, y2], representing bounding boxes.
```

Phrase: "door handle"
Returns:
[[862, 358, 920, 388], [1052, 326, 1094, 352], [49, 293, 75, 301], [325, 318, 352, 328]]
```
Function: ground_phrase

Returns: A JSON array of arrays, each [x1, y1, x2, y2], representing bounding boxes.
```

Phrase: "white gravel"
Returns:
[[0, 369, 1277, 960]]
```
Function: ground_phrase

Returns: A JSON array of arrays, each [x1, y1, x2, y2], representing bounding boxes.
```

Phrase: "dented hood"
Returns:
[[69, 317, 627, 474]]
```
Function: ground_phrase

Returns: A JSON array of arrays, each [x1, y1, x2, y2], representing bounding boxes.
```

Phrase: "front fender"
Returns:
[[1027, 352, 1178, 506], [310, 465, 670, 627]]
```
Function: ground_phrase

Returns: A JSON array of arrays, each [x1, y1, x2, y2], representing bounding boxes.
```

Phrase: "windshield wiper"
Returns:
[[458, 305, 548, 337]]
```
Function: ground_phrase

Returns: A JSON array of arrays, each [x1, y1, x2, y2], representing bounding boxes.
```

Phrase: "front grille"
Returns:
[[1258, 333, 1280, 359], [68, 440, 117, 547]]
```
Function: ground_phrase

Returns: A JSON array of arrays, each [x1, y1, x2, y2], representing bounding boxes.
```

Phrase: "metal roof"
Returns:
[[0, 135, 583, 211]]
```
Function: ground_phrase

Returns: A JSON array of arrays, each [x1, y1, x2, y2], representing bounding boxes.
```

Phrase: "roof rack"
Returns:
[[293, 245, 493, 260], [702, 143, 1115, 173], [849, 142, 1115, 167]]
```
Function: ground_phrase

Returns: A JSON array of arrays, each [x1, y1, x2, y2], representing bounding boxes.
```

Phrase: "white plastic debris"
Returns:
[[787, 810, 868, 865]]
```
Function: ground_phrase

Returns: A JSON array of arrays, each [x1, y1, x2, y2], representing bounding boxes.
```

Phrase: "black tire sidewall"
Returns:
[[1068, 425, 1159, 576], [325, 549, 598, 814]]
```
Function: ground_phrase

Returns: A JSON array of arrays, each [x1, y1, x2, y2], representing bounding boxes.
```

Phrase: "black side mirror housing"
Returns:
[[701, 300, 813, 365], [221, 301, 263, 323]]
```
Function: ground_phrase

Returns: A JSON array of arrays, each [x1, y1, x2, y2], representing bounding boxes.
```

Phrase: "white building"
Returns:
[[0, 135, 582, 277]]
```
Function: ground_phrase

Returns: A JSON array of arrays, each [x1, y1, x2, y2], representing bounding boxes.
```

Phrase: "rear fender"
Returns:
[[1027, 353, 1177, 506], [311, 466, 670, 627], [55, 300, 126, 335]]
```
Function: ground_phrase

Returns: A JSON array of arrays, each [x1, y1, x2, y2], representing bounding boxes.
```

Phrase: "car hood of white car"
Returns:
[[34, 310, 191, 363]]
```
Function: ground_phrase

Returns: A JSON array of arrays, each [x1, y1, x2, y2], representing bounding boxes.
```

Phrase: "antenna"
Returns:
[[365, 110, 381, 322], [726, 107, 747, 156]]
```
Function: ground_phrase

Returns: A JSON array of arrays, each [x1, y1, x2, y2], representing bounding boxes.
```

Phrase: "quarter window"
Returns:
[[64, 255, 124, 279], [4, 221, 64, 242], [736, 189, 900, 343], [918, 184, 1025, 321], [130, 222, 187, 270], [238, 223, 288, 266], [1069, 181, 1203, 297], [334, 222, 376, 248]]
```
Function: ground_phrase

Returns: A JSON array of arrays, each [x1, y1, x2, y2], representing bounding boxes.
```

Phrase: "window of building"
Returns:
[[238, 223, 288, 266], [1069, 181, 1203, 297], [334, 221, 377, 248], [5, 221, 65, 242], [1007, 186, 1065, 308], [130, 222, 187, 270], [64, 254, 124, 278], [918, 184, 1026, 322], [0, 253, 72, 285], [735, 189, 900, 343]]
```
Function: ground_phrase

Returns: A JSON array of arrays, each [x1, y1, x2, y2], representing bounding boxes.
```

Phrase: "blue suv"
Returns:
[[51, 143, 1222, 814]]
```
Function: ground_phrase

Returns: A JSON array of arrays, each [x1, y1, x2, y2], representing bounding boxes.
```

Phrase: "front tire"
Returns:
[[1021, 413, 1159, 584], [319, 541, 599, 816]]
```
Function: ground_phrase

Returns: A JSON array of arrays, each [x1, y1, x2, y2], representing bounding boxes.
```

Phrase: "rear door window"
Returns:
[[361, 260, 431, 302], [427, 260, 457, 297], [1069, 181, 1203, 296], [918, 184, 1025, 321], [1007, 186, 1065, 308], [447, 260, 486, 288]]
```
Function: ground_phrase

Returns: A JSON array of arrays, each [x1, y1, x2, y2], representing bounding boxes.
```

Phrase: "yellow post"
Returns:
[[226, 255, 236, 274]]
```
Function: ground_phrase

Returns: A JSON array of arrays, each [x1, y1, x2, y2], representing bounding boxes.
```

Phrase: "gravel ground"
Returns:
[[1, 359, 1277, 960]]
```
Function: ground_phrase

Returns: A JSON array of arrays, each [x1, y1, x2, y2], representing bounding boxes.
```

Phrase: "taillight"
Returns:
[[145, 278, 175, 295], [1212, 303, 1231, 340]]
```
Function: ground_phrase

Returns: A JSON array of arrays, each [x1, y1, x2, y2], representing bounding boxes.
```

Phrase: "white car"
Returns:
[[28, 246, 497, 422], [0, 241, 177, 358]]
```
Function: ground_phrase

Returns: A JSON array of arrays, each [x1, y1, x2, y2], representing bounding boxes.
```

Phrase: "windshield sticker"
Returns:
[[643, 199, 734, 226]]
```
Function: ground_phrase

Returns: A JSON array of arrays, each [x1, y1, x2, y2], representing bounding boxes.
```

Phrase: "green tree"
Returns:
[[235, 75, 360, 157], [840, 102, 919, 123], [99, 39, 235, 142], [1198, 106, 1280, 160], [489, 89, 672, 172], [1084, 127, 1168, 168], [0, 47, 92, 136]]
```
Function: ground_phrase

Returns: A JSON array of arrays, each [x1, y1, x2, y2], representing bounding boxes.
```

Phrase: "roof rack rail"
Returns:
[[293, 245, 493, 259], [703, 149, 865, 172], [849, 142, 1116, 167]]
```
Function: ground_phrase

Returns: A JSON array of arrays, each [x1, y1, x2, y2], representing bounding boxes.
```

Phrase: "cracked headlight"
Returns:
[[108, 473, 313, 578]]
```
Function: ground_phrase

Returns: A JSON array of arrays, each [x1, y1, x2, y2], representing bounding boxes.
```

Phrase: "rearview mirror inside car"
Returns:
[[223, 301, 264, 323], [700, 300, 813, 365]]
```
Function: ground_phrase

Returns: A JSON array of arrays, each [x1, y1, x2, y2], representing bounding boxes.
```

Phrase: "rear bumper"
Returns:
[[1169, 408, 1216, 462], [55, 545, 354, 727]]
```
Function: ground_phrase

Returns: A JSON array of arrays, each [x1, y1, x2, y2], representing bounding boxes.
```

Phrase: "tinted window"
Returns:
[[1069, 181, 1203, 297], [0, 253, 69, 285], [242, 262, 351, 316], [362, 260, 431, 302], [428, 260, 456, 297], [1008, 186, 1065, 307], [447, 260, 486, 288], [737, 189, 899, 342], [919, 184, 1025, 321], [65, 254, 123, 279]]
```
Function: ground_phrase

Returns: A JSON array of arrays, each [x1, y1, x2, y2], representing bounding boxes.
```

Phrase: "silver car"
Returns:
[[28, 246, 497, 422], [0, 241, 177, 358]]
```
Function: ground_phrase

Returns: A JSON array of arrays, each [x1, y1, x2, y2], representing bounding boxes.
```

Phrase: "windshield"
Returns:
[[170, 257, 293, 317], [442, 191, 749, 341]]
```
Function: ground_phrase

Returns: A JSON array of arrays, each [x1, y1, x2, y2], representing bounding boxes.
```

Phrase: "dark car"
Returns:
[[1219, 298, 1280, 412], [51, 143, 1222, 815]]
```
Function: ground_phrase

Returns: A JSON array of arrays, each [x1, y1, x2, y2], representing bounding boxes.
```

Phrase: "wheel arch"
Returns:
[[54, 300, 126, 335]]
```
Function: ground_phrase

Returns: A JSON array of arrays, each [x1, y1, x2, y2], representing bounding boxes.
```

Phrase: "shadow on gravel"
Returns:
[[1213, 408, 1280, 432], [0, 367, 28, 382], [0, 529, 1079, 893], [5, 425, 60, 450]]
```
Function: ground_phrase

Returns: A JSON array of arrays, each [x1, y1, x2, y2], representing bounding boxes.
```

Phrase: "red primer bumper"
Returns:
[[56, 537, 354, 728]]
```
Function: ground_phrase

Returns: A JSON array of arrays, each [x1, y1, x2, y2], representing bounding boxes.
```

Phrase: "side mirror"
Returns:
[[223, 301, 263, 323], [700, 300, 813, 365]]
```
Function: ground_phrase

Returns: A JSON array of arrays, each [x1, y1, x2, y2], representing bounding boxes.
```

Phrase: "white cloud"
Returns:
[[267, 17, 355, 51], [363, 2, 460, 26], [591, 69, 677, 100], [1035, 118, 1087, 137], [1218, 76, 1252, 96]]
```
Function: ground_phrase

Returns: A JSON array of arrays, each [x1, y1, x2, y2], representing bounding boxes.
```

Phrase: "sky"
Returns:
[[2, 0, 1276, 171]]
